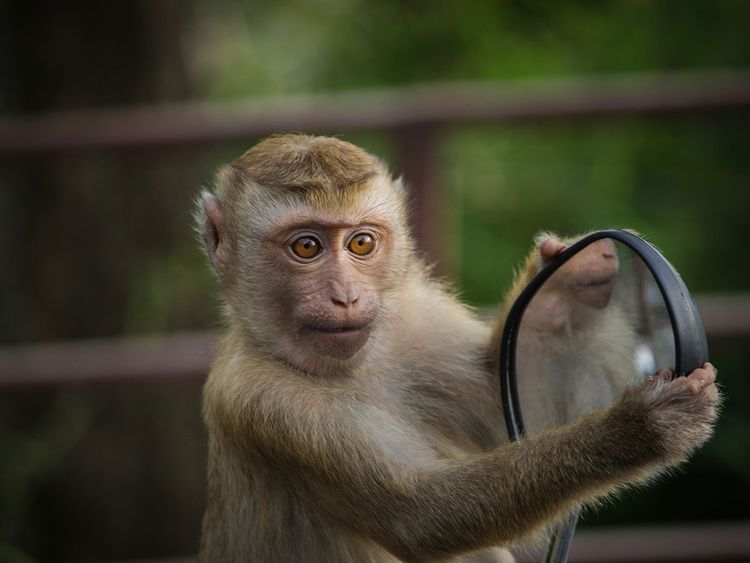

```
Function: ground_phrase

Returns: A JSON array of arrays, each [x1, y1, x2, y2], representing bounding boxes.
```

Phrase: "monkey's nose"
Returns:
[[331, 287, 360, 308]]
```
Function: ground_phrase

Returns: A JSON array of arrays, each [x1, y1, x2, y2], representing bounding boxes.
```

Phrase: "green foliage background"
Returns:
[[187, 0, 750, 300]]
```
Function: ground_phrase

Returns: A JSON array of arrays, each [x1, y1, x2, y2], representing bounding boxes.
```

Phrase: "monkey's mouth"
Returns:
[[576, 276, 615, 288], [301, 319, 374, 334], [574, 271, 618, 288], [570, 273, 618, 309]]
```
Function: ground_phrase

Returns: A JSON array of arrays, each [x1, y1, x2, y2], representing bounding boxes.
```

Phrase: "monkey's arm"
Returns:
[[205, 355, 717, 562]]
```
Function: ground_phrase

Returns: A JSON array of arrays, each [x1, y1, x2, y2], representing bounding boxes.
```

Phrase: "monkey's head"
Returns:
[[197, 134, 415, 372]]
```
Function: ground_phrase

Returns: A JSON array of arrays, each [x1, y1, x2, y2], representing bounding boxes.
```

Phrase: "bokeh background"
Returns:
[[1, 1, 749, 562]]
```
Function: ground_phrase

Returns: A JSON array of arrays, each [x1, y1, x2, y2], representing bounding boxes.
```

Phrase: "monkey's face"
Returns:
[[552, 238, 620, 309], [523, 238, 621, 333], [239, 180, 409, 370], [199, 136, 413, 373], [272, 223, 387, 361]]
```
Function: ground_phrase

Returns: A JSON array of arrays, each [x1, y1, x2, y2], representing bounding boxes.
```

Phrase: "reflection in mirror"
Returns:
[[516, 238, 676, 435]]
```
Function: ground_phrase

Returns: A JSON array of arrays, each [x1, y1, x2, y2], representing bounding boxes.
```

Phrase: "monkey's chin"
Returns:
[[572, 276, 617, 309], [301, 326, 372, 361], [276, 327, 372, 375]]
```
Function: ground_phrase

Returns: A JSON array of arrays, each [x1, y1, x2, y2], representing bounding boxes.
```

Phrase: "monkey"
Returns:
[[195, 134, 719, 563]]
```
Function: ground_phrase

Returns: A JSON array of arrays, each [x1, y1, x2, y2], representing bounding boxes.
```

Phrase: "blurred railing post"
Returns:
[[392, 125, 443, 268]]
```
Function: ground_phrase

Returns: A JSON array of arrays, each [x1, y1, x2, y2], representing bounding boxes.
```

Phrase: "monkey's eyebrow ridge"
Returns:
[[265, 217, 390, 241]]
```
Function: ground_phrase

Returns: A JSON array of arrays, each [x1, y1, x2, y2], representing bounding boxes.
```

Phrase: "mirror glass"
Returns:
[[515, 238, 676, 434]]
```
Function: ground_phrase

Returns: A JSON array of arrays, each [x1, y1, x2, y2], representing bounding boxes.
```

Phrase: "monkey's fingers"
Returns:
[[539, 239, 568, 265], [643, 368, 673, 389], [684, 363, 717, 394], [656, 368, 673, 381]]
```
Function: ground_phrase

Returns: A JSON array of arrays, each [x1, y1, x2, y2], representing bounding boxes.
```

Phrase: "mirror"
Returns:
[[498, 229, 709, 563], [516, 238, 675, 434]]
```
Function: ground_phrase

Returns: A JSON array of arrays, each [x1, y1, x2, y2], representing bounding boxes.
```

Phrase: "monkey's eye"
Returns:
[[347, 233, 376, 256], [291, 236, 322, 259]]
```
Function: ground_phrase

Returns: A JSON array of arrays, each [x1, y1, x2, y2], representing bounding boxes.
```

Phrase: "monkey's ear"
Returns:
[[197, 191, 227, 276]]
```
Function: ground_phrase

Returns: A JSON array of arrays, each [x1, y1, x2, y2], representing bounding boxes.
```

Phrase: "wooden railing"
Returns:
[[2, 70, 750, 264], [1, 294, 749, 388]]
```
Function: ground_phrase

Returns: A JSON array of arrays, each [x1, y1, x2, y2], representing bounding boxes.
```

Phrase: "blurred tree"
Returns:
[[0, 0, 210, 345], [1, 2, 210, 562]]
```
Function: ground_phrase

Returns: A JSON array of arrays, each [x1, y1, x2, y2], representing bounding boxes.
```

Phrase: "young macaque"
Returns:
[[196, 134, 719, 563]]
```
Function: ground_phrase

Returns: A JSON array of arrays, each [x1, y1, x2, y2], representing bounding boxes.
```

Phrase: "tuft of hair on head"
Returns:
[[231, 133, 387, 194]]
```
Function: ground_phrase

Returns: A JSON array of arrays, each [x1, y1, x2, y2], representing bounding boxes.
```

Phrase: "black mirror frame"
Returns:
[[497, 229, 709, 563]]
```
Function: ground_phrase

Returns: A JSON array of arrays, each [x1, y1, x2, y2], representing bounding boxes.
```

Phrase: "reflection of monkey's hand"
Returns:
[[537, 234, 620, 309], [608, 363, 720, 468]]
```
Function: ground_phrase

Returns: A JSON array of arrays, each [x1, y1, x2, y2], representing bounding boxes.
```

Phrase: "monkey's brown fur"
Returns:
[[196, 134, 719, 563]]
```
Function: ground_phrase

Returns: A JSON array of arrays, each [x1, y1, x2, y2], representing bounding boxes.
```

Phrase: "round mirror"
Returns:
[[516, 238, 675, 433], [498, 229, 708, 563]]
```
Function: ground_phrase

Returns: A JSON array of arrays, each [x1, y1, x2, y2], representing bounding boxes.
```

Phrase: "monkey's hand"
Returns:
[[537, 233, 619, 309], [609, 363, 720, 469]]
